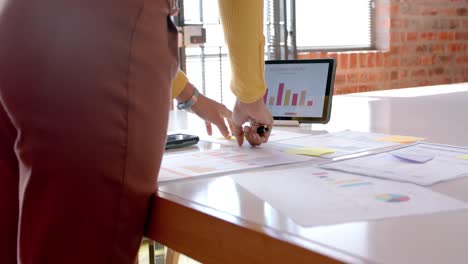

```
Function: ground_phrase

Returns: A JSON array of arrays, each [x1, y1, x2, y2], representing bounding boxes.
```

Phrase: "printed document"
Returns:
[[159, 147, 313, 182], [200, 129, 309, 146], [270, 130, 409, 158], [320, 142, 468, 185], [230, 167, 468, 227]]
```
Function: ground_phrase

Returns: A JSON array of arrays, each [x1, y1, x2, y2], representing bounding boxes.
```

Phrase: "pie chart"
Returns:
[[376, 193, 410, 203]]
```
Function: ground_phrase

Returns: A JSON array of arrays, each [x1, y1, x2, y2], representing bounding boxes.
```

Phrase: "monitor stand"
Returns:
[[273, 120, 300, 127]]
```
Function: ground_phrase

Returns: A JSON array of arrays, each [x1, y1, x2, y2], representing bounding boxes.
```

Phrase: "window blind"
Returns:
[[295, 0, 374, 50]]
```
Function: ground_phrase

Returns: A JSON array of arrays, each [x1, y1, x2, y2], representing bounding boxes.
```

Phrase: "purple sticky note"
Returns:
[[391, 152, 435, 163]]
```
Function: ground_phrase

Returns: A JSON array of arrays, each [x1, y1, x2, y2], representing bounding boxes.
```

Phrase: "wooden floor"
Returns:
[[138, 241, 201, 264]]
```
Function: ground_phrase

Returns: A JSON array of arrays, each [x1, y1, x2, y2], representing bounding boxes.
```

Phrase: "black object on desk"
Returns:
[[165, 133, 199, 150]]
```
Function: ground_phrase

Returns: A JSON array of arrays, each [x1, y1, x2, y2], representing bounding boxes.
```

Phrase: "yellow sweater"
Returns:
[[171, 0, 265, 103]]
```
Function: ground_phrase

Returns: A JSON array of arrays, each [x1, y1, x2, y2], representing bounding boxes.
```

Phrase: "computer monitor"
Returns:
[[264, 59, 336, 124]]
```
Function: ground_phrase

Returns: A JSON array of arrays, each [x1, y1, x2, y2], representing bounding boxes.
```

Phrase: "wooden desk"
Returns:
[[146, 83, 468, 264]]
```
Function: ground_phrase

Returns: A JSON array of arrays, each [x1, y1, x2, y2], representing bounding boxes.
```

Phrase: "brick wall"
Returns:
[[298, 0, 468, 94]]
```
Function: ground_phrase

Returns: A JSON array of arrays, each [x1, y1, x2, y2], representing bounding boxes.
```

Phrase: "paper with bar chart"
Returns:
[[320, 142, 468, 186], [159, 147, 314, 182], [264, 62, 329, 118], [230, 167, 468, 227]]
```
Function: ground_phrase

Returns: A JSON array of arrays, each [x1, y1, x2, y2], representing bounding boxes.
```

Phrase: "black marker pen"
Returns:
[[256, 125, 270, 136]]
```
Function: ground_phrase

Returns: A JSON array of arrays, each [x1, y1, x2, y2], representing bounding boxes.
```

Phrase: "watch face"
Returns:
[[176, 101, 186, 110]]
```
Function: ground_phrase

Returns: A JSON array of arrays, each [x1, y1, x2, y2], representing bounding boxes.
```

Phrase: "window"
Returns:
[[178, 0, 375, 105], [180, 0, 294, 106], [181, 0, 234, 106], [295, 0, 374, 51]]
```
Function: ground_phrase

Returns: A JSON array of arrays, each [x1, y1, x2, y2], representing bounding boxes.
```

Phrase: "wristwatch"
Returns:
[[177, 87, 200, 110]]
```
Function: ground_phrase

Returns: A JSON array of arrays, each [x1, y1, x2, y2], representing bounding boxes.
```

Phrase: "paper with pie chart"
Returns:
[[230, 167, 467, 227]]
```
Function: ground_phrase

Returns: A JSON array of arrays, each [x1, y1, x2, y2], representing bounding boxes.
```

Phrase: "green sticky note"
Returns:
[[286, 147, 336, 157], [376, 135, 425, 144], [457, 155, 468, 160]]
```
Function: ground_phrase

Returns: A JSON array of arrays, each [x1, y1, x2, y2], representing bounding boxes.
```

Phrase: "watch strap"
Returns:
[[177, 88, 200, 110]]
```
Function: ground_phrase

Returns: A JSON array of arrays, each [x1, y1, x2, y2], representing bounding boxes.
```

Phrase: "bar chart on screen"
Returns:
[[264, 84, 314, 107], [263, 82, 323, 117], [264, 62, 329, 118]]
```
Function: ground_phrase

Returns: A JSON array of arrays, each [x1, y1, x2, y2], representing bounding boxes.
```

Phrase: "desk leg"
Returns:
[[148, 241, 155, 264]]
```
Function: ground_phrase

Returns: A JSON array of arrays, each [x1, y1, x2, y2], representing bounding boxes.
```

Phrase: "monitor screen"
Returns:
[[264, 59, 336, 123]]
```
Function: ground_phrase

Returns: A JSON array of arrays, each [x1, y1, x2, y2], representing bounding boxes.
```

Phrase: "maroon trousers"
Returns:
[[0, 0, 178, 263]]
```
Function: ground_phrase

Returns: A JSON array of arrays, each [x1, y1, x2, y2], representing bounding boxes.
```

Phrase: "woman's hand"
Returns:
[[176, 82, 233, 139], [231, 97, 274, 146], [190, 95, 233, 139]]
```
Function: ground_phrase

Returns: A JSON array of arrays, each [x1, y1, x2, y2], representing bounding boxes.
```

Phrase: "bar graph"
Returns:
[[264, 83, 314, 108], [292, 94, 298, 106], [300, 90, 306, 106], [264, 62, 328, 118], [276, 83, 284, 106], [284, 90, 291, 106]]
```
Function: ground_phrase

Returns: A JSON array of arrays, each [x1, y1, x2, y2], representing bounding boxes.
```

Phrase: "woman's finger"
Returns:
[[232, 125, 244, 146], [215, 119, 231, 139], [205, 121, 213, 136], [226, 118, 234, 135], [244, 126, 262, 146]]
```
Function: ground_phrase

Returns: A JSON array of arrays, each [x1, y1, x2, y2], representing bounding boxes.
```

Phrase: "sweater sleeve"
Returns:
[[218, 0, 266, 103], [171, 69, 189, 99]]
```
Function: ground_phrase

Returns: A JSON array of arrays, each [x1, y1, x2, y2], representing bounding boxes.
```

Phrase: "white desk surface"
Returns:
[[151, 83, 468, 264]]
